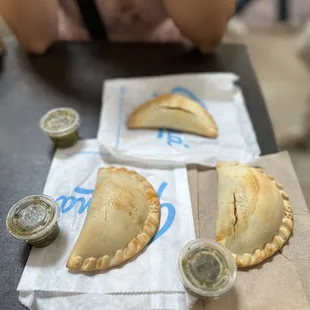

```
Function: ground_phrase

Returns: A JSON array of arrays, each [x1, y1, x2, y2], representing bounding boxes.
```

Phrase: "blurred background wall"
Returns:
[[225, 0, 310, 205]]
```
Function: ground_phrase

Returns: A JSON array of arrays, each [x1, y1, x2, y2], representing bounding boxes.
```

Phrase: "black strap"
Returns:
[[76, 0, 108, 40]]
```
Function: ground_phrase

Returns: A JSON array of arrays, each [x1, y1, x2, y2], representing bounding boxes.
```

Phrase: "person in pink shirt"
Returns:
[[0, 0, 236, 55]]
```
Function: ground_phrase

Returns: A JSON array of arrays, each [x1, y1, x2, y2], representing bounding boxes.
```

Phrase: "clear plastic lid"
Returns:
[[178, 239, 237, 299], [6, 195, 59, 241], [39, 107, 80, 137]]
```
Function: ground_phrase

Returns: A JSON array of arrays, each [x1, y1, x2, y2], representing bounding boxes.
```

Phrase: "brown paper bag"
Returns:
[[187, 152, 310, 310]]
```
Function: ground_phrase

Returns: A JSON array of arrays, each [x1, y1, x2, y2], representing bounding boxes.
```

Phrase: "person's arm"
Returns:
[[164, 0, 236, 53], [0, 0, 58, 54]]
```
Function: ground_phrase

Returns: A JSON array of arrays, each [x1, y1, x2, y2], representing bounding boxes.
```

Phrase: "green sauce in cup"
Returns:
[[40, 108, 80, 148], [6, 195, 59, 247], [178, 239, 237, 299]]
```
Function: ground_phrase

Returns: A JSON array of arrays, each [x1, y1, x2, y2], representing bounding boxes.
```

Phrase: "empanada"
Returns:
[[66, 166, 160, 272], [128, 94, 218, 138], [216, 162, 293, 268]]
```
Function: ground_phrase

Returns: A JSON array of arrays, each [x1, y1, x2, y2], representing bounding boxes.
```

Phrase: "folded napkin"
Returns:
[[18, 139, 196, 310], [97, 73, 260, 166]]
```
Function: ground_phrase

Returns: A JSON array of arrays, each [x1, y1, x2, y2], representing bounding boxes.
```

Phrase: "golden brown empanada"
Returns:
[[66, 166, 160, 272], [216, 162, 293, 268], [128, 94, 218, 138]]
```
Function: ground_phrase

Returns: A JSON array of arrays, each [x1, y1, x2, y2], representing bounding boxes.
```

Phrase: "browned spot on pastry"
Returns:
[[216, 225, 234, 245], [234, 170, 260, 232], [216, 234, 224, 242], [285, 204, 292, 212], [245, 170, 260, 208], [147, 188, 157, 199], [264, 243, 275, 256], [284, 211, 293, 220]]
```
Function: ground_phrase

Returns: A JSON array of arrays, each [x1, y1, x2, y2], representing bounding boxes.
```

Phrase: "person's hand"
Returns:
[[164, 0, 236, 54], [0, 0, 58, 54], [150, 18, 185, 43]]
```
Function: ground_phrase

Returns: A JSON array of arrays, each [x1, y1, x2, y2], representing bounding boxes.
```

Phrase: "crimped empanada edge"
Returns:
[[66, 166, 161, 272], [216, 162, 294, 268]]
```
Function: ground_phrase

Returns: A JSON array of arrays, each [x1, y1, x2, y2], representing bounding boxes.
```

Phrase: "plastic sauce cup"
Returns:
[[178, 239, 237, 299], [6, 195, 59, 247], [39, 107, 80, 148]]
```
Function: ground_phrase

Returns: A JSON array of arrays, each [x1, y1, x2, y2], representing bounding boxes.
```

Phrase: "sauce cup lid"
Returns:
[[6, 195, 59, 241], [39, 107, 80, 137], [178, 239, 237, 299]]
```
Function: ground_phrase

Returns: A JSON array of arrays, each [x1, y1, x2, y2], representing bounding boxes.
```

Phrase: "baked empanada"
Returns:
[[66, 166, 160, 272], [216, 162, 293, 268], [128, 94, 218, 138]]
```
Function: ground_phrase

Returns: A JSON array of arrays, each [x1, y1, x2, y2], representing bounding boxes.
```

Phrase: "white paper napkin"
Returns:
[[97, 73, 260, 166], [18, 140, 196, 310]]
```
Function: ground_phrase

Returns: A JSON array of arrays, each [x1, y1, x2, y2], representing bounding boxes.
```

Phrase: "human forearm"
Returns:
[[164, 0, 236, 53], [0, 0, 58, 54]]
